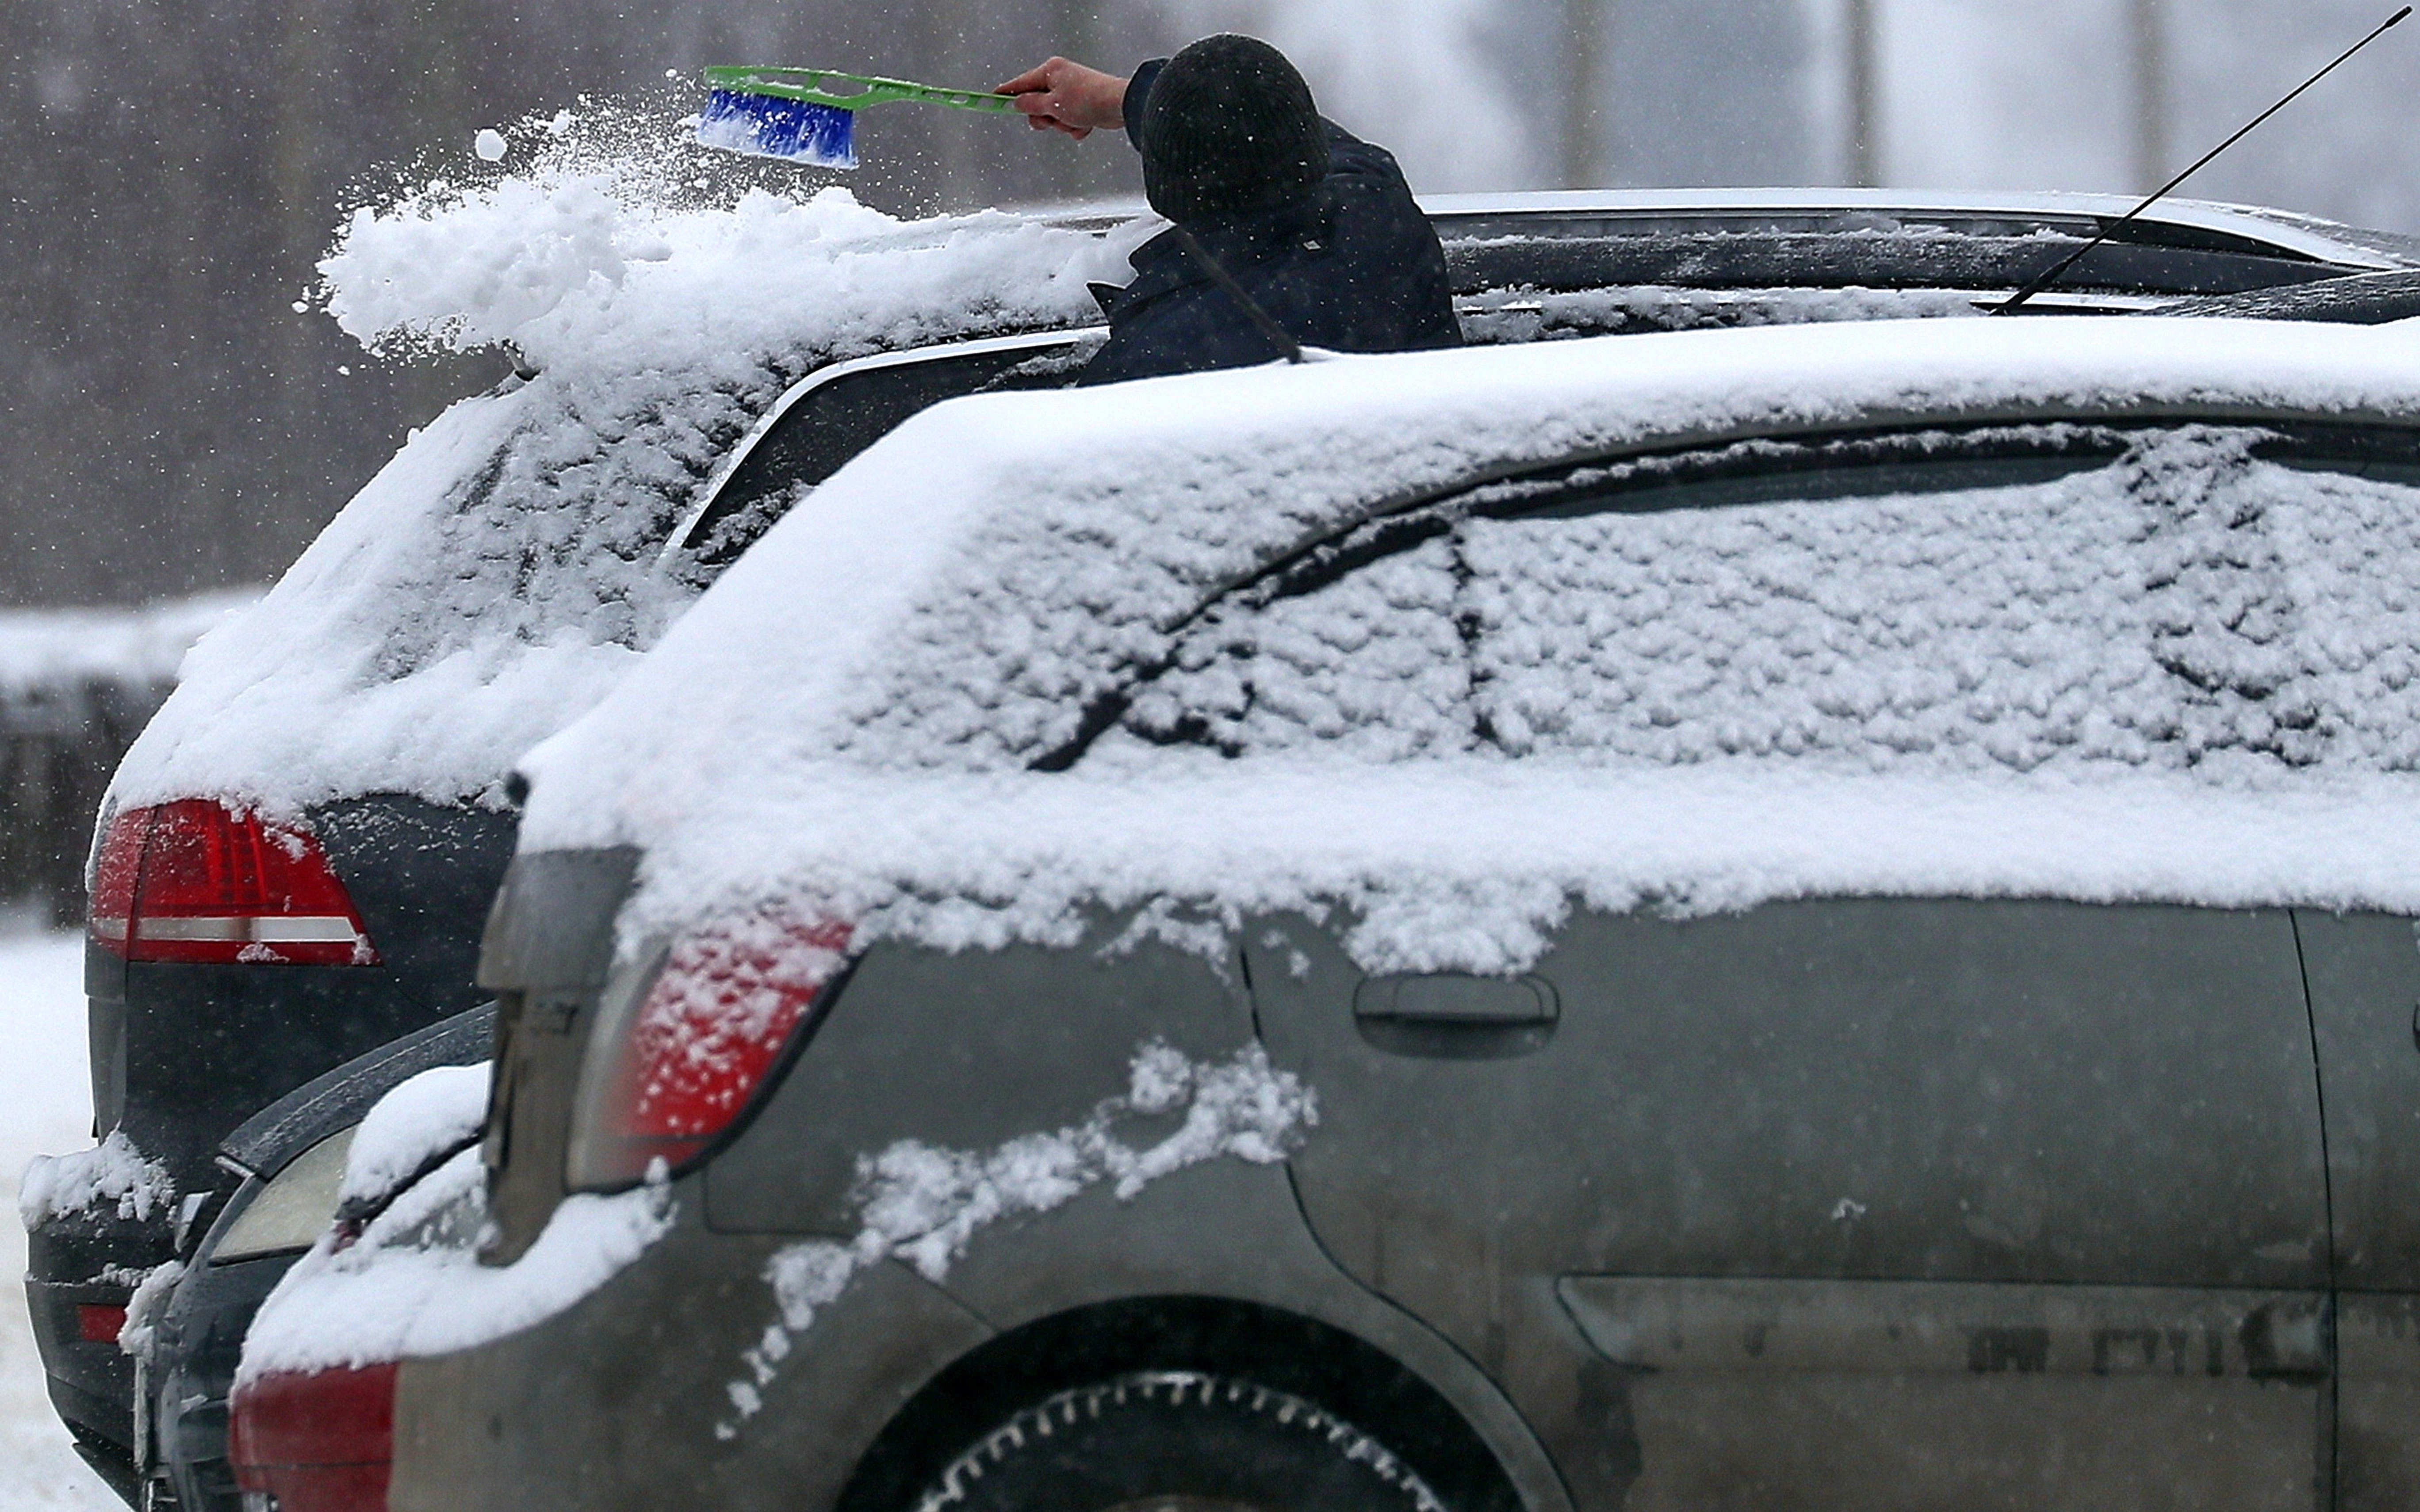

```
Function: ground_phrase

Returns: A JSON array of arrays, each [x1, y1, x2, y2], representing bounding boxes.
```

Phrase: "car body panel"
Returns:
[[1246, 899, 2330, 1508], [2293, 909, 2420, 1511], [87, 795, 512, 1179]]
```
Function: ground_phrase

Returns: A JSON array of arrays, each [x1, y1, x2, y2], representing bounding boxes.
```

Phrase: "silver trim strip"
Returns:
[[135, 916, 363, 944], [655, 328, 1103, 571]]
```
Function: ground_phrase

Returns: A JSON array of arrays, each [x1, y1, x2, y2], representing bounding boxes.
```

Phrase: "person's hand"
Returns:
[[996, 57, 1130, 139]]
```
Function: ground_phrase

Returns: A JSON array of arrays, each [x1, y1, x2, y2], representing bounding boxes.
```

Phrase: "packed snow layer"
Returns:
[[111, 181, 1136, 818], [340, 1063, 491, 1209], [511, 315, 2420, 972], [237, 1148, 668, 1382], [18, 1130, 172, 1231], [1455, 284, 1990, 342]]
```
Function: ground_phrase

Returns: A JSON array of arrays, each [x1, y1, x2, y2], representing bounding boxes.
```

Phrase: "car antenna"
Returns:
[[1168, 225, 1308, 363], [1992, 4, 2411, 316]]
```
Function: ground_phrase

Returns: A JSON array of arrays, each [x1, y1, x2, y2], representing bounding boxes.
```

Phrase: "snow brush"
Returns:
[[695, 66, 1019, 169]]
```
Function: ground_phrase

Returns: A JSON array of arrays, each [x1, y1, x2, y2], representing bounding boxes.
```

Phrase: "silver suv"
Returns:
[[239, 311, 2420, 1512]]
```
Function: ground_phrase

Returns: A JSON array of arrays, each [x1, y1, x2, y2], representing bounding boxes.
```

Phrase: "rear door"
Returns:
[[1071, 424, 2350, 1509], [1247, 901, 2330, 1512]]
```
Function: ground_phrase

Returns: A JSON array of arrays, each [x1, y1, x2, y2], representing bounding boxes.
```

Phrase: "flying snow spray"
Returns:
[[694, 67, 1020, 169]]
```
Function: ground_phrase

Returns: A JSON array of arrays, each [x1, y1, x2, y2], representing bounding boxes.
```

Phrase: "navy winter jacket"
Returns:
[[1080, 59, 1463, 386]]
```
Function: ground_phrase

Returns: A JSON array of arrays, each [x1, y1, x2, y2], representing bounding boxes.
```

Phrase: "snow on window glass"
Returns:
[[1463, 426, 2420, 775], [1447, 428, 2420, 773], [1106, 536, 1476, 762]]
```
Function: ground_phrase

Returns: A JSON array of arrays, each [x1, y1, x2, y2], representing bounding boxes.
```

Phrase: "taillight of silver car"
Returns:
[[563, 912, 852, 1189], [228, 1360, 396, 1512], [88, 799, 379, 966]]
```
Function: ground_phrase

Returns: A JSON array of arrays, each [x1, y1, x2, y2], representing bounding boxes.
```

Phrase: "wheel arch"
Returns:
[[835, 1293, 1527, 1512]]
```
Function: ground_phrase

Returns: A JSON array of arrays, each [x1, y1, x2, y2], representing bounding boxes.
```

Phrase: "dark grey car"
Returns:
[[246, 321, 2420, 1512]]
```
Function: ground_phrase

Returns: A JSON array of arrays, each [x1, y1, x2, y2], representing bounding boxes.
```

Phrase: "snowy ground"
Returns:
[[0, 918, 127, 1509]]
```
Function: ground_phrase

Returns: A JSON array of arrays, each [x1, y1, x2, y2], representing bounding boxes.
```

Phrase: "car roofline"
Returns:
[[1419, 188, 2414, 271]]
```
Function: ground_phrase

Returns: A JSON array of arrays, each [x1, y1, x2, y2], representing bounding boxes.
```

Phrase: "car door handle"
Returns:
[[1355, 974, 1560, 1024], [1353, 974, 1559, 1059]]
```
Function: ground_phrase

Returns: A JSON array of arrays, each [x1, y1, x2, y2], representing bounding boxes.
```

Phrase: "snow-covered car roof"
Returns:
[[513, 315, 2420, 975]]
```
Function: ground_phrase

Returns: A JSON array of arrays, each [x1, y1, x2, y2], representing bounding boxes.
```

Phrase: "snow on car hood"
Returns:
[[510, 314, 2420, 974], [107, 172, 1132, 820]]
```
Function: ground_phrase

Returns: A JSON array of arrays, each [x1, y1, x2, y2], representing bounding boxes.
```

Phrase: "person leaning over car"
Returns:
[[998, 35, 1463, 385]]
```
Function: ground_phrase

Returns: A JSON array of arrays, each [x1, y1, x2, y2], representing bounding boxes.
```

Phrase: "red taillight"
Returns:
[[568, 912, 850, 1189], [229, 1362, 396, 1512], [76, 1305, 127, 1344], [88, 800, 378, 966]]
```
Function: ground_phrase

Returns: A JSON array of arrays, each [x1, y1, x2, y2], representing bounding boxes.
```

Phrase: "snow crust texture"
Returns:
[[110, 168, 1130, 820], [514, 316, 2420, 976], [18, 1132, 172, 1231], [338, 1064, 491, 1210], [717, 1041, 1314, 1438], [236, 1147, 668, 1383]]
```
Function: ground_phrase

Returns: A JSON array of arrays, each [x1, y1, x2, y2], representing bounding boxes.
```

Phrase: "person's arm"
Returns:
[[995, 57, 1132, 140]]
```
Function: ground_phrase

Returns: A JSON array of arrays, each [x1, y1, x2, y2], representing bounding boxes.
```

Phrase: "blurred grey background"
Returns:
[[2, 0, 2414, 610]]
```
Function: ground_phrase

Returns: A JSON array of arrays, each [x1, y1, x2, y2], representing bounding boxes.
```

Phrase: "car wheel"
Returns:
[[912, 1371, 1446, 1512]]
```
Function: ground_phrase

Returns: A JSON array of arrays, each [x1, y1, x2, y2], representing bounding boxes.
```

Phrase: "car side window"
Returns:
[[672, 338, 1095, 578], [1095, 535, 1479, 763], [1457, 461, 2144, 763]]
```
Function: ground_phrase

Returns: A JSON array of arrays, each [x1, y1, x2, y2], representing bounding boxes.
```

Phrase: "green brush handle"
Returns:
[[705, 66, 1019, 114]]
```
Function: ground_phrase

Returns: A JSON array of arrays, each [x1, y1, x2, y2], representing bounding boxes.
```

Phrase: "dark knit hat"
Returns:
[[1139, 35, 1325, 223]]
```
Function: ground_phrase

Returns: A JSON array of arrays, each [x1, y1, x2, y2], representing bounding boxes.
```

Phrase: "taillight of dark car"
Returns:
[[563, 913, 850, 1189], [229, 1361, 396, 1512], [89, 799, 379, 966]]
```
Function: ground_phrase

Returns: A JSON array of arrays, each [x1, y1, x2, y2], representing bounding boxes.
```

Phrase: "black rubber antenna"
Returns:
[[1993, 5, 2411, 315]]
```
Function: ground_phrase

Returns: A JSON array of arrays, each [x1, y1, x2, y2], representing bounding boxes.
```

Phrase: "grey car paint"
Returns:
[[398, 876, 2401, 1512], [1246, 901, 2334, 1511], [397, 915, 1564, 1512], [2294, 909, 2420, 1511]]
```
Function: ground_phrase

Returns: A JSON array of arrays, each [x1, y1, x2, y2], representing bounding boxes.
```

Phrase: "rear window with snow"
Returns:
[[1065, 423, 2420, 775], [670, 336, 1098, 576]]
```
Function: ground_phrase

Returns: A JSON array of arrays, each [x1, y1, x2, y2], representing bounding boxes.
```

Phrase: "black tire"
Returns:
[[911, 1371, 1447, 1512]]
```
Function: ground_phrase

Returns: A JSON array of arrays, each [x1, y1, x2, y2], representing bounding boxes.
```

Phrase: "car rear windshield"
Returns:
[[670, 338, 1095, 577], [1062, 420, 2420, 774]]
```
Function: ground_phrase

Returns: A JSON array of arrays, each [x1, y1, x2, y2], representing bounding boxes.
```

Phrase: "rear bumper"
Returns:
[[158, 1250, 299, 1512], [386, 1203, 993, 1512], [25, 1206, 176, 1509]]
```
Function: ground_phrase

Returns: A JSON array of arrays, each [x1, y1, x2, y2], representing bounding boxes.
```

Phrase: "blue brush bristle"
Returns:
[[697, 88, 858, 169]]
